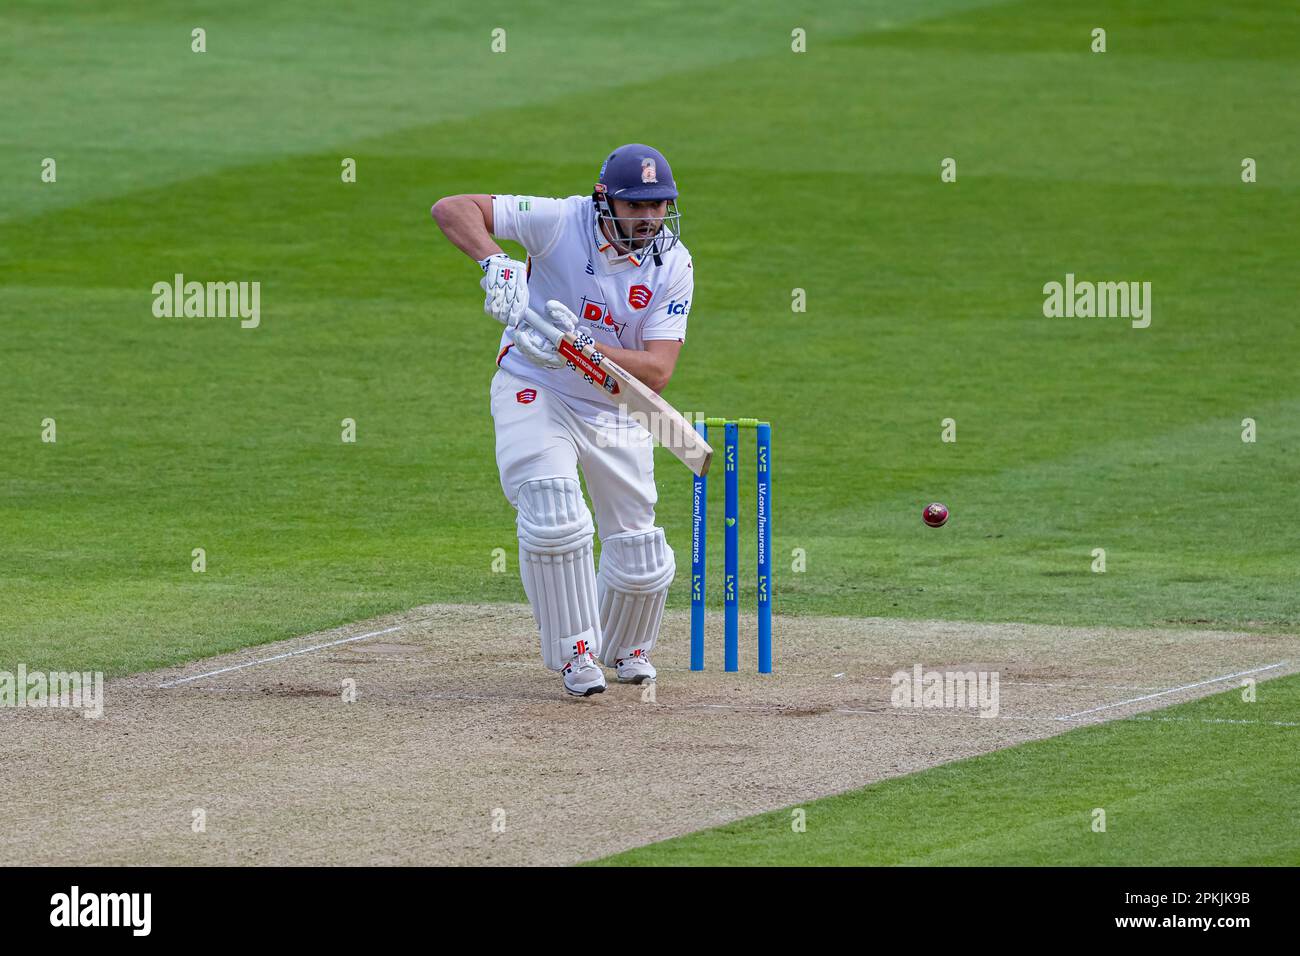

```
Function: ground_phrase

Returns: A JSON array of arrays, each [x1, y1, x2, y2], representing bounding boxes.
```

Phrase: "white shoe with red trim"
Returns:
[[614, 650, 656, 685], [562, 647, 607, 697]]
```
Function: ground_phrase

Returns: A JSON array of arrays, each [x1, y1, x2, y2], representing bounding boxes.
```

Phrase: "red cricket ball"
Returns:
[[923, 502, 949, 528]]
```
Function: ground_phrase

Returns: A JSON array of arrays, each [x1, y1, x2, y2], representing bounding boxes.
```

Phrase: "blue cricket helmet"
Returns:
[[597, 143, 678, 201], [592, 143, 682, 263]]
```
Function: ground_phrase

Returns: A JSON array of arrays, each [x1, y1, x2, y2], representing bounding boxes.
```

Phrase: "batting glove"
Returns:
[[542, 299, 579, 336], [478, 253, 529, 327], [510, 299, 581, 369]]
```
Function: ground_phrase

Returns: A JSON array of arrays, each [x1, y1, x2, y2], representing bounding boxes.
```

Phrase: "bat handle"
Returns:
[[520, 307, 563, 346]]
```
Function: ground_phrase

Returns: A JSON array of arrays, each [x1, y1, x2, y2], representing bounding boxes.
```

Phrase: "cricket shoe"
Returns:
[[562, 649, 607, 697], [615, 650, 656, 685]]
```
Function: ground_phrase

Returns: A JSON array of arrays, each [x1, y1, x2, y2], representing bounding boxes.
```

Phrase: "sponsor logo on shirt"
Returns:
[[580, 296, 626, 335], [667, 299, 690, 316], [518, 199, 530, 211]]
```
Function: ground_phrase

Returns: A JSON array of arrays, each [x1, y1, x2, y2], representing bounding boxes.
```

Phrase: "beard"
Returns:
[[617, 220, 659, 251]]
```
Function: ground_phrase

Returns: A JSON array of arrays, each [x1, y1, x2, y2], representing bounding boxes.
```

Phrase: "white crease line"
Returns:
[[833, 708, 1047, 721], [682, 703, 1044, 721], [684, 703, 1299, 729], [1129, 715, 1300, 728], [847, 676, 1166, 691], [493, 662, 1168, 691], [1055, 662, 1290, 721], [156, 624, 408, 688], [147, 687, 1300, 729]]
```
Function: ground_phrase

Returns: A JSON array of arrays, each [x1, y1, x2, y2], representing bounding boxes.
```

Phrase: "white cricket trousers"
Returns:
[[489, 366, 659, 538]]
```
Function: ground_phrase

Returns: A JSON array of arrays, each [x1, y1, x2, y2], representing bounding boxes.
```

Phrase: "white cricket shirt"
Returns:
[[490, 193, 694, 423]]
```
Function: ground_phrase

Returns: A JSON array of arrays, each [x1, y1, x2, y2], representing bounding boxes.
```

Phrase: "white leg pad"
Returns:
[[516, 478, 602, 670], [596, 528, 675, 667]]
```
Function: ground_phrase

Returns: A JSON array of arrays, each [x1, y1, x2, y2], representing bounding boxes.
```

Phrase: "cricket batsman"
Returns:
[[430, 144, 694, 697]]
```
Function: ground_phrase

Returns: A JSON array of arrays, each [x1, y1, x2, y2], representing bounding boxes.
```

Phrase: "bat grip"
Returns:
[[521, 307, 563, 346]]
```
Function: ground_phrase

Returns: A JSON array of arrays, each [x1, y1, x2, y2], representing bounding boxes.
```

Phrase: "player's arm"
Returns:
[[430, 194, 502, 261], [515, 301, 685, 394], [598, 259, 692, 393], [595, 340, 682, 394], [430, 193, 532, 327]]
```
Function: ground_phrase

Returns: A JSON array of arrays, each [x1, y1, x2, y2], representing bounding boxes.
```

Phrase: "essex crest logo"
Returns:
[[628, 285, 653, 310]]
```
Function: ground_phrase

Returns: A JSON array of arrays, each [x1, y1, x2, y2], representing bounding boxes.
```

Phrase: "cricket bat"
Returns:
[[520, 308, 713, 477]]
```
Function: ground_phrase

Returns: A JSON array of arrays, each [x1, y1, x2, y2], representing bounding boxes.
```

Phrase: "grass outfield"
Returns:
[[3, 0, 1298, 674], [590, 673, 1300, 866]]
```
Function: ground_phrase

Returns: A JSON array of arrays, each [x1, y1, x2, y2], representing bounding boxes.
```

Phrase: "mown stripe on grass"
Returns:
[[588, 672, 1300, 866]]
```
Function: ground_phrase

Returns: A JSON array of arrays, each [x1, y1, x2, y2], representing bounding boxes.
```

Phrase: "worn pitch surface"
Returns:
[[2, 605, 1294, 865]]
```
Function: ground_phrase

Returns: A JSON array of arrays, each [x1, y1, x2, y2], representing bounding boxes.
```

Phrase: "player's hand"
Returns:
[[511, 299, 581, 369], [510, 324, 561, 368], [542, 299, 579, 336], [478, 253, 529, 327]]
